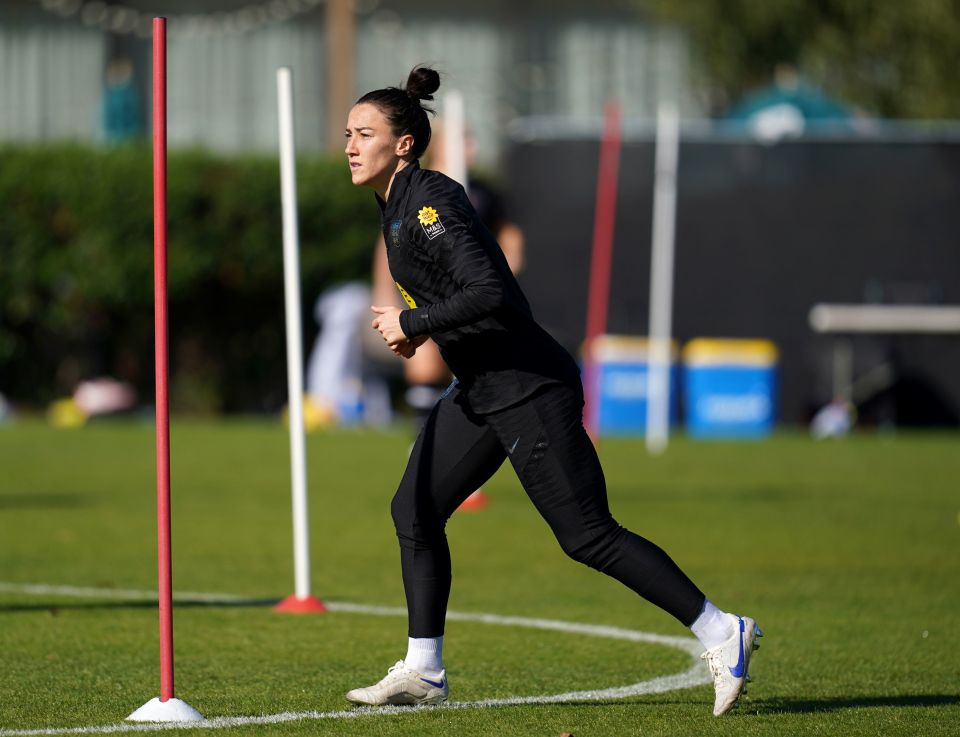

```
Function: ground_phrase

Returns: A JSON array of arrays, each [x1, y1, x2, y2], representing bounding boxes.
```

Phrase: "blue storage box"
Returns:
[[682, 339, 778, 438], [588, 336, 679, 436]]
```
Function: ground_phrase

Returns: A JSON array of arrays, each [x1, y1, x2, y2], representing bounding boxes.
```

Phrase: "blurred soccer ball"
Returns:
[[283, 397, 337, 432]]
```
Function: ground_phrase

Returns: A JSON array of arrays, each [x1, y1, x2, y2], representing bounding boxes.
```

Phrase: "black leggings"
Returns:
[[391, 381, 706, 637]]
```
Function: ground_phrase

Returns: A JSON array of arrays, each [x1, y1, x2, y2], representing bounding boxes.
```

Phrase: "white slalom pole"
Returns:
[[443, 89, 468, 192], [274, 67, 325, 613], [646, 102, 680, 455]]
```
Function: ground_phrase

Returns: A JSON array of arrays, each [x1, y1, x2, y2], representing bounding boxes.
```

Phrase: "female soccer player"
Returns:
[[342, 66, 762, 716]]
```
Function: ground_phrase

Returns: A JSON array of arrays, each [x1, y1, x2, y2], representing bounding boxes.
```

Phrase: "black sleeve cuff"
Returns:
[[399, 308, 425, 339]]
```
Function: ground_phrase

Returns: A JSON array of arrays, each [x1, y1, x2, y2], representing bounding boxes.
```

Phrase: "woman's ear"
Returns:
[[396, 133, 415, 157]]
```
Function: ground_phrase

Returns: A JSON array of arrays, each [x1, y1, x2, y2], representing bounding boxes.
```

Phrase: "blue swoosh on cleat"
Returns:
[[728, 617, 746, 677], [421, 677, 445, 688]]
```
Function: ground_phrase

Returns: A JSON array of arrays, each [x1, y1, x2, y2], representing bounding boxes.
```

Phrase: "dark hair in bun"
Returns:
[[356, 65, 440, 159], [405, 65, 440, 103]]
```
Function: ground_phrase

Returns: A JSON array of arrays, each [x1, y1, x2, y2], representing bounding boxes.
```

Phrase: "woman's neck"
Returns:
[[379, 158, 413, 201]]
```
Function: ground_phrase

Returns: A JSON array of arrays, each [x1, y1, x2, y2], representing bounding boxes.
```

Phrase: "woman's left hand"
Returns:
[[371, 305, 408, 349]]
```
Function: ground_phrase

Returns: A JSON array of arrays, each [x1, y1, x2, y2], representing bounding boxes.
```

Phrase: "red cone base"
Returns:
[[457, 489, 489, 512], [273, 594, 327, 613]]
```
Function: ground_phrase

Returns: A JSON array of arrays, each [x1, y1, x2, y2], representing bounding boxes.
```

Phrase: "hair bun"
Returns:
[[405, 66, 440, 103]]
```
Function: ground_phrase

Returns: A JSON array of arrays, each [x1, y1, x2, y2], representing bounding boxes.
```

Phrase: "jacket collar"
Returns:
[[376, 159, 419, 217]]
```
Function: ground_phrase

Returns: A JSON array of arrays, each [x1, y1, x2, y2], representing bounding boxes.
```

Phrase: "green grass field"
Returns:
[[1, 420, 958, 736]]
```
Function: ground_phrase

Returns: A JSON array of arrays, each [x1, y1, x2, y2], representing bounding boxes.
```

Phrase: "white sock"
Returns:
[[690, 600, 736, 651], [404, 636, 444, 677]]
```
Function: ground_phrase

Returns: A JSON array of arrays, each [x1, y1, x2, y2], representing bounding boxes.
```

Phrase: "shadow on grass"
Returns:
[[754, 694, 960, 714], [0, 598, 279, 613]]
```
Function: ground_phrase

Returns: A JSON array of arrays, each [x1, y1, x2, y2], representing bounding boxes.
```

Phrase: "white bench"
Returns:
[[808, 304, 960, 401]]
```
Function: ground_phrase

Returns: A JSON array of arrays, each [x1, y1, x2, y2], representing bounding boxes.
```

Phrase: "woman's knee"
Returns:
[[391, 485, 446, 546], [390, 484, 413, 530], [558, 521, 627, 571]]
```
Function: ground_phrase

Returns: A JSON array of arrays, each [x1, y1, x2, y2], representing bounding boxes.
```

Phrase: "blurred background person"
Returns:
[[376, 120, 527, 429], [371, 119, 527, 509], [304, 281, 393, 428], [102, 58, 141, 143]]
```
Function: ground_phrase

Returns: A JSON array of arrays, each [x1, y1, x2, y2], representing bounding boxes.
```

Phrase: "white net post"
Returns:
[[646, 102, 680, 455], [443, 89, 468, 192]]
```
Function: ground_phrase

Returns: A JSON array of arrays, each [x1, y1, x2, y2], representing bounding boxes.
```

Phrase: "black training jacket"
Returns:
[[376, 160, 581, 415]]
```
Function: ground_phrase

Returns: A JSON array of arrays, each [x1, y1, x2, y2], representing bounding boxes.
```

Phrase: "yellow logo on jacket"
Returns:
[[417, 206, 439, 225], [417, 206, 446, 239]]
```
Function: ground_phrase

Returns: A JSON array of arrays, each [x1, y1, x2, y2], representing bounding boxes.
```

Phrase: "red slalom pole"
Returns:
[[583, 101, 623, 439], [128, 18, 202, 723], [152, 15, 175, 705]]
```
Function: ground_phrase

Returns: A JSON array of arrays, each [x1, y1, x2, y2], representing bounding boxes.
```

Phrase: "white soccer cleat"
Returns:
[[700, 615, 762, 716], [345, 661, 449, 706]]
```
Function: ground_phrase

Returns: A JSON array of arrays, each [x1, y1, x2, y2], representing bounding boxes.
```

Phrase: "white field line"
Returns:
[[0, 581, 710, 736], [0, 583, 255, 604]]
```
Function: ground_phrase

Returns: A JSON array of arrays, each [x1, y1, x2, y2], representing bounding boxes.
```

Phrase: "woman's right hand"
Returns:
[[395, 335, 428, 359]]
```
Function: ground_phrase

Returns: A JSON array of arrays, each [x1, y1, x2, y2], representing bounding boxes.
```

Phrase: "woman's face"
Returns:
[[344, 103, 411, 193]]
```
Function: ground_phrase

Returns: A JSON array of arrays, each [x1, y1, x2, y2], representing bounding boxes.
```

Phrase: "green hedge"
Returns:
[[0, 143, 379, 412]]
